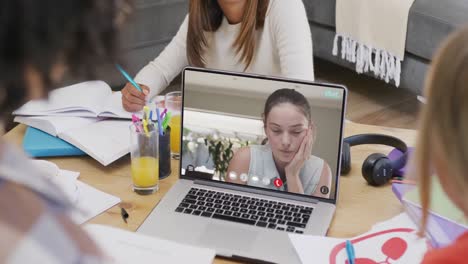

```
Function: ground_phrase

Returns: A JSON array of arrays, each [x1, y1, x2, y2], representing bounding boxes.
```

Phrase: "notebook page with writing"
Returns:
[[13, 81, 112, 117], [14, 115, 97, 136], [85, 224, 216, 264], [59, 120, 130, 166]]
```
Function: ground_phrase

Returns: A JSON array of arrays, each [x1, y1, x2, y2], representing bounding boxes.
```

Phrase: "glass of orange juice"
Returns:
[[165, 91, 182, 159], [129, 121, 159, 194]]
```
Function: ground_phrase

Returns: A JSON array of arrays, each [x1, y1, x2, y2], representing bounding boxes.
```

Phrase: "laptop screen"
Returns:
[[180, 68, 346, 201]]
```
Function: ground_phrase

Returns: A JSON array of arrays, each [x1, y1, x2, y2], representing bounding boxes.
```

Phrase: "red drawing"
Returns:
[[330, 228, 414, 264], [273, 178, 283, 188]]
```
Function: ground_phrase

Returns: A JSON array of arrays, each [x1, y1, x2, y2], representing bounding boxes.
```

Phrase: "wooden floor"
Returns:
[[315, 59, 421, 130]]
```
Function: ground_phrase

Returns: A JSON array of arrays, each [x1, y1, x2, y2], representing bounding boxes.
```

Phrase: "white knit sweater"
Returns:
[[134, 0, 314, 98]]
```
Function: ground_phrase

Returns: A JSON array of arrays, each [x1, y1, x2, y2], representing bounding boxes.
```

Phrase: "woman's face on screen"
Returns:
[[265, 103, 309, 164]]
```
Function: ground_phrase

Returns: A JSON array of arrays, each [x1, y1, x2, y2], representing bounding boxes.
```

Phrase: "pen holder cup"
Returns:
[[159, 126, 171, 179]]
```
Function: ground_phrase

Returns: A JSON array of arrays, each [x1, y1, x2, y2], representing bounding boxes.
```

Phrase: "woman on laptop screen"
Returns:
[[226, 89, 332, 198]]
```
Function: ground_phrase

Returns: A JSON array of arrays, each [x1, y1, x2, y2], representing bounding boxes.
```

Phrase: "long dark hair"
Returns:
[[187, 0, 269, 69], [263, 88, 312, 124], [0, 0, 131, 118]]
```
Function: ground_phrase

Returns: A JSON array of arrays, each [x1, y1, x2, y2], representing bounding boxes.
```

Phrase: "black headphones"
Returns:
[[341, 134, 408, 186]]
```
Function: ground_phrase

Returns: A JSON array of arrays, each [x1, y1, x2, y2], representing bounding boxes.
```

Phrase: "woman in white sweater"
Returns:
[[122, 0, 314, 112]]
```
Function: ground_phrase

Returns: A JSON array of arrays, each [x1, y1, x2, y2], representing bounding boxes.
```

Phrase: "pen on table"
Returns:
[[345, 240, 355, 264], [121, 207, 129, 224], [116, 64, 143, 93]]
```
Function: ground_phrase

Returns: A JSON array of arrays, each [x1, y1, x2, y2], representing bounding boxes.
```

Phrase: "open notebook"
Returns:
[[15, 116, 130, 166], [13, 81, 139, 119]]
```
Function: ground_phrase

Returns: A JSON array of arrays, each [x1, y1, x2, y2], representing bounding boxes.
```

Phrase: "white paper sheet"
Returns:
[[60, 119, 130, 166], [85, 224, 216, 264], [289, 213, 428, 264], [69, 180, 121, 224]]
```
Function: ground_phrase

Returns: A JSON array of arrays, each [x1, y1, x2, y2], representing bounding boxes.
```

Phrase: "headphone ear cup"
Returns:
[[340, 142, 351, 175], [362, 153, 393, 186]]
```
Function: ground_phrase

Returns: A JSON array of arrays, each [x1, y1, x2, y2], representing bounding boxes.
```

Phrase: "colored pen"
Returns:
[[160, 108, 167, 119], [142, 119, 149, 137], [131, 114, 141, 132], [345, 240, 355, 264], [162, 112, 171, 132], [143, 106, 150, 122], [116, 64, 143, 92], [155, 108, 163, 136]]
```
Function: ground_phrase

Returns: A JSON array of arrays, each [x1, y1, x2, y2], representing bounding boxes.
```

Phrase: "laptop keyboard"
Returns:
[[174, 187, 313, 234]]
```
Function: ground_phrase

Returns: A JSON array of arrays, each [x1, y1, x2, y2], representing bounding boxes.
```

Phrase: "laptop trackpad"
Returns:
[[198, 223, 258, 252]]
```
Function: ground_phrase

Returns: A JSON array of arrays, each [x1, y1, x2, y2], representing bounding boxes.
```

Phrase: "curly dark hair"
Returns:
[[0, 0, 132, 118]]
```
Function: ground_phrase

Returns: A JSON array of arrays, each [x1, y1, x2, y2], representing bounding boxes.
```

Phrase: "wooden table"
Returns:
[[4, 122, 417, 263]]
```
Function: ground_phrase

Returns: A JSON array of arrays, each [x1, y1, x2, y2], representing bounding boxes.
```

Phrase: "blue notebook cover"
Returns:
[[23, 126, 86, 157]]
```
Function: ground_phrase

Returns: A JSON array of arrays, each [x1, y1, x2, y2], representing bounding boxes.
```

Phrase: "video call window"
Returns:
[[181, 70, 345, 201]]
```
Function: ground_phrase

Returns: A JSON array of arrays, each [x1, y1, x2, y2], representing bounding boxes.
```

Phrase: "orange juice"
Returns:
[[169, 114, 181, 154], [131, 156, 159, 188]]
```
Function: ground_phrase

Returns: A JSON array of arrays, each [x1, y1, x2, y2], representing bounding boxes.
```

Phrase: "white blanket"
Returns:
[[333, 0, 415, 86]]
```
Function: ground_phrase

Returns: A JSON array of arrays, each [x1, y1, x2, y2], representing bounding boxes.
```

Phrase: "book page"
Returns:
[[85, 224, 216, 264], [99, 92, 142, 119], [59, 120, 130, 166], [13, 81, 112, 117], [15, 116, 97, 136]]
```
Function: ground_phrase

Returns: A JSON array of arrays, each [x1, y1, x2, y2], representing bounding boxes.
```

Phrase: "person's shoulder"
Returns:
[[268, 0, 306, 17], [307, 155, 327, 166], [422, 232, 468, 264]]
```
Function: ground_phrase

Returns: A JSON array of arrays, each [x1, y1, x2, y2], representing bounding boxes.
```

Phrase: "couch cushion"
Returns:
[[121, 0, 187, 50], [303, 0, 335, 28], [304, 0, 468, 60], [407, 0, 468, 59]]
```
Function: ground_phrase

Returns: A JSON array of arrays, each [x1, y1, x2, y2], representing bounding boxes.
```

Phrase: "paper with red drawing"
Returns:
[[289, 213, 429, 264]]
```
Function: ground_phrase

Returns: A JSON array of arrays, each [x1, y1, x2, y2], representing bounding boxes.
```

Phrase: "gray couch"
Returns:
[[113, 0, 468, 95], [306, 0, 468, 95]]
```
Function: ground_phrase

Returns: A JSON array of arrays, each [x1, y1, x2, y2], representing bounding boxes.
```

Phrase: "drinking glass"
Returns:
[[129, 122, 159, 194], [165, 91, 182, 159]]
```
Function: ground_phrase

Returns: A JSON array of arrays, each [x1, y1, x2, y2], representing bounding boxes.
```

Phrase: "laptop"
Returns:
[[138, 67, 347, 264]]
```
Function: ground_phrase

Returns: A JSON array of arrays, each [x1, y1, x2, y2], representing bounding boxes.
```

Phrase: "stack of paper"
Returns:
[[14, 81, 140, 166], [33, 160, 121, 223]]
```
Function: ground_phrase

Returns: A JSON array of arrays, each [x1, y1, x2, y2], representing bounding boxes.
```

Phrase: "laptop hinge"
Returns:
[[193, 179, 320, 204]]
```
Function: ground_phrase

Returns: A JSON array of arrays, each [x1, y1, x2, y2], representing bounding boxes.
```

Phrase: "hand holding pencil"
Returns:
[[121, 82, 150, 112], [117, 65, 150, 112]]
